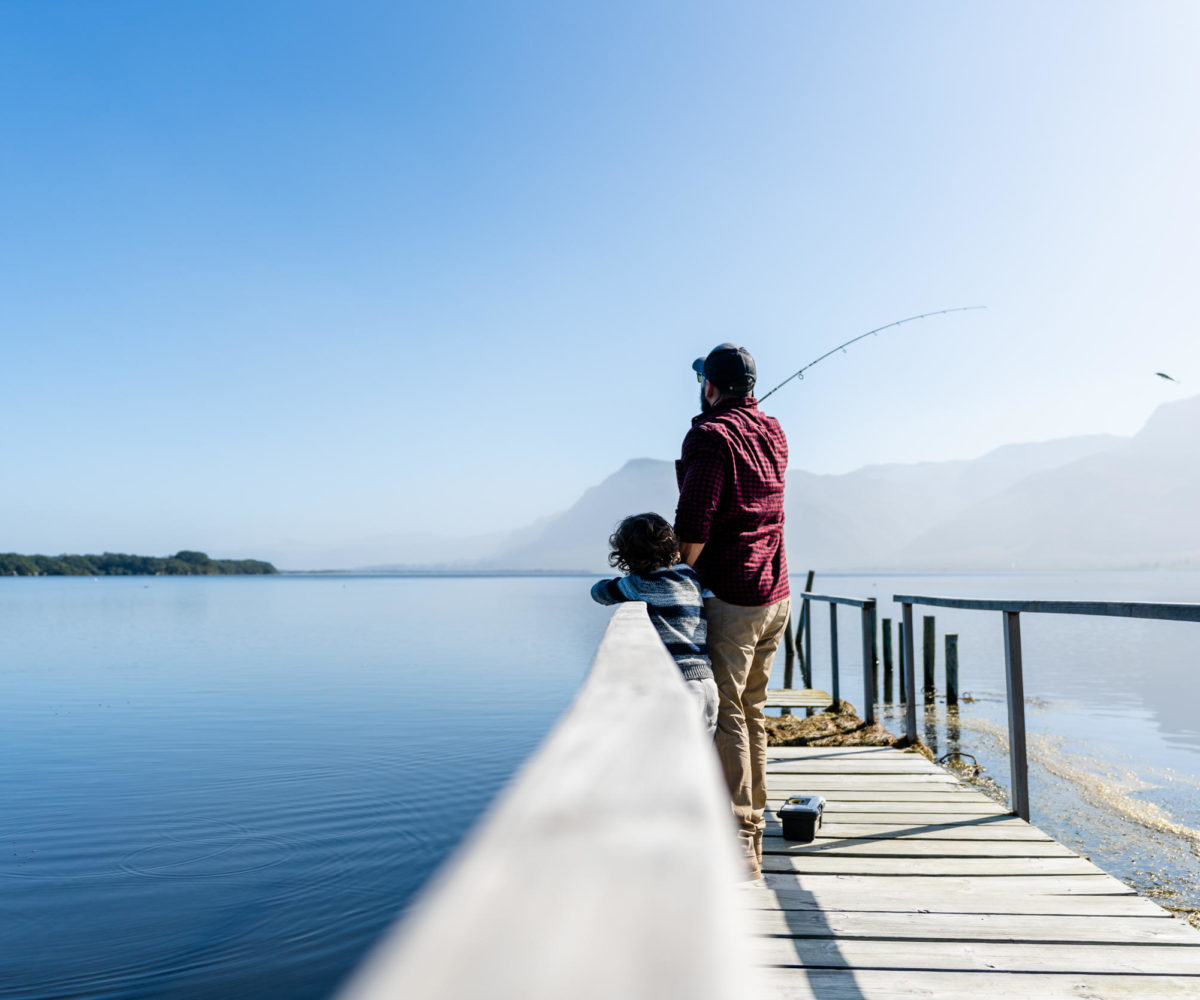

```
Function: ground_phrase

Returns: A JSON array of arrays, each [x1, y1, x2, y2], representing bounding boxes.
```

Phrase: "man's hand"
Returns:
[[678, 540, 706, 567]]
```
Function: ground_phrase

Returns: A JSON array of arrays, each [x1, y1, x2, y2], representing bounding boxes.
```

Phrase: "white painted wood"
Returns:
[[337, 603, 757, 1000]]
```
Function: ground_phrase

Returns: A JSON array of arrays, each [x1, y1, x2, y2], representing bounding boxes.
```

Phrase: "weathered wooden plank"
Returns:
[[767, 747, 906, 757], [768, 792, 1004, 805], [761, 836, 1077, 858], [761, 873, 1135, 896], [762, 855, 1104, 876], [769, 786, 971, 799], [768, 765, 958, 777], [751, 936, 1200, 974], [758, 968, 1200, 999], [766, 760, 952, 773], [783, 822, 1053, 841], [768, 797, 1003, 811], [769, 780, 988, 793], [741, 885, 1161, 915], [748, 908, 1199, 944], [765, 777, 964, 791], [781, 813, 1018, 827], [764, 689, 833, 708]]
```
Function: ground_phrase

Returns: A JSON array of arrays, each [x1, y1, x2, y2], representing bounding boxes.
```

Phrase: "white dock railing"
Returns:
[[336, 602, 757, 1000]]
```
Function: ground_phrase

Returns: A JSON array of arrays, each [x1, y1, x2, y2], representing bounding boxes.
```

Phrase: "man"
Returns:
[[674, 343, 790, 881]]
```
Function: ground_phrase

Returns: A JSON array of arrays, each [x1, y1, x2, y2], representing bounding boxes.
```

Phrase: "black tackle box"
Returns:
[[778, 795, 825, 842]]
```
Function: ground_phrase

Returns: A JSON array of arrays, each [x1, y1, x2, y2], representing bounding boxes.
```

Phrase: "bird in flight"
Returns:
[[1155, 372, 1180, 383]]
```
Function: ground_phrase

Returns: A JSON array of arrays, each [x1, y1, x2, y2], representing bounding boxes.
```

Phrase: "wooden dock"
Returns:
[[339, 602, 1200, 1000], [750, 744, 1200, 998]]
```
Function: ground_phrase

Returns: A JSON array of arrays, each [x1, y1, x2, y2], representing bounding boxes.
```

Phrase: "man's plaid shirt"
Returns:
[[674, 396, 789, 607]]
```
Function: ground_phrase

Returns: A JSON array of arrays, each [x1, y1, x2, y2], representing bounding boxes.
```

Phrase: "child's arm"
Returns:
[[590, 576, 638, 605]]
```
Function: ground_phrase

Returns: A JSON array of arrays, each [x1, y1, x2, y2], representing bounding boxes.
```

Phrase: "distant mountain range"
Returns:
[[473, 393, 1200, 573]]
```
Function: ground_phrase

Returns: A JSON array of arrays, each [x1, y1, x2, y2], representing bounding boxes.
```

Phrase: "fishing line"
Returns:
[[758, 306, 987, 403]]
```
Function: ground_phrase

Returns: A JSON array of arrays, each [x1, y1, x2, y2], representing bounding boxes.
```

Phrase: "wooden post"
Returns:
[[803, 570, 815, 688], [897, 621, 907, 702], [902, 603, 917, 742], [861, 600, 876, 725], [922, 615, 936, 705], [803, 597, 813, 689], [869, 601, 879, 704], [945, 634, 959, 706], [828, 603, 839, 709], [1003, 611, 1030, 821], [881, 618, 894, 702], [781, 612, 796, 716], [782, 612, 795, 678], [796, 570, 814, 694]]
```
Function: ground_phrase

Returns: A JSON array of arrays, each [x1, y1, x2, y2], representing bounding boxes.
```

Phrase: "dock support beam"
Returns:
[[945, 634, 959, 706], [923, 615, 936, 704], [781, 613, 796, 716], [828, 603, 840, 710], [902, 602, 916, 742], [1002, 611, 1030, 821], [881, 618, 893, 702], [860, 599, 876, 725]]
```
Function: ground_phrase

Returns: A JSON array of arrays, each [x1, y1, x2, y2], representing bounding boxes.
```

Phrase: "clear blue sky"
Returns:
[[3, 1, 1198, 566]]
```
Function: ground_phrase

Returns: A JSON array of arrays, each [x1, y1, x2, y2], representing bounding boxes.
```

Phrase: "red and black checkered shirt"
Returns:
[[674, 396, 789, 607]]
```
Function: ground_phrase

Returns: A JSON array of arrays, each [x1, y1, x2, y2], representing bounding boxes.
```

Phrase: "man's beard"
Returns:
[[700, 387, 713, 413]]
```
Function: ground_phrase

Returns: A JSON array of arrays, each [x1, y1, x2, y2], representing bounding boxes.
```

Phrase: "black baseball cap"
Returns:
[[692, 343, 757, 395]]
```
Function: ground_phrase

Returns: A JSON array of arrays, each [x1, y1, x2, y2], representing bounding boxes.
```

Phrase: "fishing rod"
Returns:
[[758, 306, 987, 403]]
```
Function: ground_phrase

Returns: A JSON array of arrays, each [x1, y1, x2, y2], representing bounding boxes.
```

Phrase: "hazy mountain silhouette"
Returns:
[[898, 394, 1200, 569], [483, 429, 1131, 572]]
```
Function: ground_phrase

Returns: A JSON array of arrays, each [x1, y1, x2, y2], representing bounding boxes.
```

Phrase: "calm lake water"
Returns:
[[0, 576, 606, 1000], [3, 571, 1200, 997]]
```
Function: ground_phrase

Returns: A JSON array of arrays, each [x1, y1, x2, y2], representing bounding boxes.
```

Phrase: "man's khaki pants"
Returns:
[[705, 594, 791, 880]]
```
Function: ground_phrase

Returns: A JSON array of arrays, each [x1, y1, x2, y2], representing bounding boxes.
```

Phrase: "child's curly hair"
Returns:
[[608, 512, 680, 577]]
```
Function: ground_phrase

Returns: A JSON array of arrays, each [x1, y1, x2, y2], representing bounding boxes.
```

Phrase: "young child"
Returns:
[[590, 512, 718, 739]]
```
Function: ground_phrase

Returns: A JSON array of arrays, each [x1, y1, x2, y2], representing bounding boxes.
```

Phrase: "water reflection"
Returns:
[[946, 705, 962, 756]]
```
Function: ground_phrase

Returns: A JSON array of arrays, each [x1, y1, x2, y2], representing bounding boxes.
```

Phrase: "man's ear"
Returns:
[[704, 381, 721, 404]]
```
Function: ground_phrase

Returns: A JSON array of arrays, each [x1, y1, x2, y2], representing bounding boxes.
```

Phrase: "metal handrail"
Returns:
[[798, 592, 873, 607], [892, 595, 1200, 622], [794, 591, 877, 723], [892, 593, 1200, 822]]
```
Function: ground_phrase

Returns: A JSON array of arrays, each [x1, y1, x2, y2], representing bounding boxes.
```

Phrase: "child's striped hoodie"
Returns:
[[589, 563, 712, 680]]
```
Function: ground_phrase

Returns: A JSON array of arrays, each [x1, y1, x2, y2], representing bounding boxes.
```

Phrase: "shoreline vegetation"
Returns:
[[0, 550, 277, 576]]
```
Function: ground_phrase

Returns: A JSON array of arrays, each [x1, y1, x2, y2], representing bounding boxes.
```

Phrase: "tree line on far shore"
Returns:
[[0, 550, 278, 576]]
